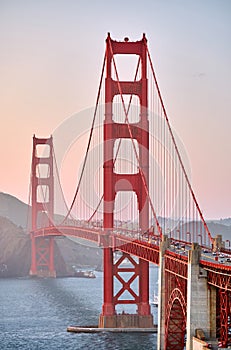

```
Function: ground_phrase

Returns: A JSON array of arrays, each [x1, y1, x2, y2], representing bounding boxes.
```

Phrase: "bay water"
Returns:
[[0, 268, 158, 349]]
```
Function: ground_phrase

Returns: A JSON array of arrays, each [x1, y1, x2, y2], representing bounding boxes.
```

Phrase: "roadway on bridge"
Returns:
[[168, 241, 231, 267]]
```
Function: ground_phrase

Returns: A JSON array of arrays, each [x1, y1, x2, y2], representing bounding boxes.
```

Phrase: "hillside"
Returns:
[[0, 192, 102, 277], [0, 192, 29, 228], [207, 222, 231, 241], [0, 216, 30, 276], [154, 216, 231, 240], [0, 216, 68, 277], [209, 218, 231, 226]]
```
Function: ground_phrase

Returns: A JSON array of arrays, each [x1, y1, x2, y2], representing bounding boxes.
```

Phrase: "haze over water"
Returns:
[[0, 269, 158, 349]]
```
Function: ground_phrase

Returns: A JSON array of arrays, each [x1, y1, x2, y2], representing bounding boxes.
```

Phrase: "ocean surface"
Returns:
[[0, 267, 158, 349]]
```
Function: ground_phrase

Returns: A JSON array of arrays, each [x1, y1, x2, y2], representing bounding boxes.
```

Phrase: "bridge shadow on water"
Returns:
[[0, 268, 158, 349]]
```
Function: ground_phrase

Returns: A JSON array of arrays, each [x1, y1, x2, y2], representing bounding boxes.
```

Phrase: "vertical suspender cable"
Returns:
[[145, 44, 213, 245]]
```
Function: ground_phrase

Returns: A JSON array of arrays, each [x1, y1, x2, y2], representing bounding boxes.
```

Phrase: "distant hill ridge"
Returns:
[[0, 192, 29, 229], [0, 215, 68, 277], [0, 192, 102, 277], [208, 218, 231, 227], [0, 191, 230, 239]]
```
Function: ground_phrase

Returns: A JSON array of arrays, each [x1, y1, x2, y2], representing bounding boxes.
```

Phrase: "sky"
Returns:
[[0, 0, 230, 219]]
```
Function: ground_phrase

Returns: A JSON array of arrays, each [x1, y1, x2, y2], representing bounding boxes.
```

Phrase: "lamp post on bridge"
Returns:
[[186, 232, 191, 244], [186, 232, 192, 243], [166, 228, 171, 242], [176, 229, 180, 242], [198, 233, 202, 246], [226, 239, 230, 250]]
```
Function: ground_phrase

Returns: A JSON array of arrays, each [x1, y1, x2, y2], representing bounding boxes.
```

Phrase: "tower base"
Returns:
[[98, 314, 154, 328], [29, 269, 56, 278]]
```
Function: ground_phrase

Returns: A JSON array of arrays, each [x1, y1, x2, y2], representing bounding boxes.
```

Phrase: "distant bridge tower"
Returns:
[[99, 34, 153, 328], [30, 136, 56, 278]]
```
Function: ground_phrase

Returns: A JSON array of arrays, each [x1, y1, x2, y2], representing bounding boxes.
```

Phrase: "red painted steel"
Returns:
[[219, 290, 229, 347], [165, 288, 187, 350], [205, 264, 231, 347], [113, 253, 139, 305], [164, 254, 187, 349], [102, 33, 151, 317], [30, 136, 55, 277]]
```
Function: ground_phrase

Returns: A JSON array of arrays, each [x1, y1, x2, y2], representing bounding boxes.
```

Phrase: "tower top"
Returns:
[[106, 32, 147, 44]]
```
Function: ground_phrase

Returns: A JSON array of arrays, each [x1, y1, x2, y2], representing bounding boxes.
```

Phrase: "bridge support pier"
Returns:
[[99, 314, 153, 328], [213, 234, 224, 252], [186, 243, 216, 350]]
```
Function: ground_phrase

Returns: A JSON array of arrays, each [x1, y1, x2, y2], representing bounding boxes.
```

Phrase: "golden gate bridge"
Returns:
[[28, 34, 231, 350]]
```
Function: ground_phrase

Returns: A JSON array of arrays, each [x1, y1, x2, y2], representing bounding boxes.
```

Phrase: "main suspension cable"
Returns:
[[108, 37, 163, 238], [59, 51, 107, 224], [145, 43, 213, 243], [87, 57, 141, 223]]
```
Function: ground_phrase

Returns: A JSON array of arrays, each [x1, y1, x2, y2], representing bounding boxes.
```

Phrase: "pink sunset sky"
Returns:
[[0, 0, 230, 219]]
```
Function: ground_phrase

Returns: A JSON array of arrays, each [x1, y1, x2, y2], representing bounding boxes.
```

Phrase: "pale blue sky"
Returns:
[[0, 0, 230, 218]]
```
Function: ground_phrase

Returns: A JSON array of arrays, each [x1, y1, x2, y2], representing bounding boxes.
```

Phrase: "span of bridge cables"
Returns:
[[31, 37, 213, 248]]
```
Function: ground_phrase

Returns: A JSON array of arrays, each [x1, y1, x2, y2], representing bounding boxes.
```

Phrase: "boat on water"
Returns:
[[74, 270, 96, 278], [151, 292, 158, 307]]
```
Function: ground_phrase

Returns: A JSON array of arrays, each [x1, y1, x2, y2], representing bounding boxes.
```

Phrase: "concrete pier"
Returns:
[[186, 243, 216, 350], [98, 313, 154, 328]]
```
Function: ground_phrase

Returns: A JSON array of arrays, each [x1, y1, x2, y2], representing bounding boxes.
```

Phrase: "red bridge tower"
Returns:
[[30, 135, 56, 278], [99, 34, 153, 328]]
